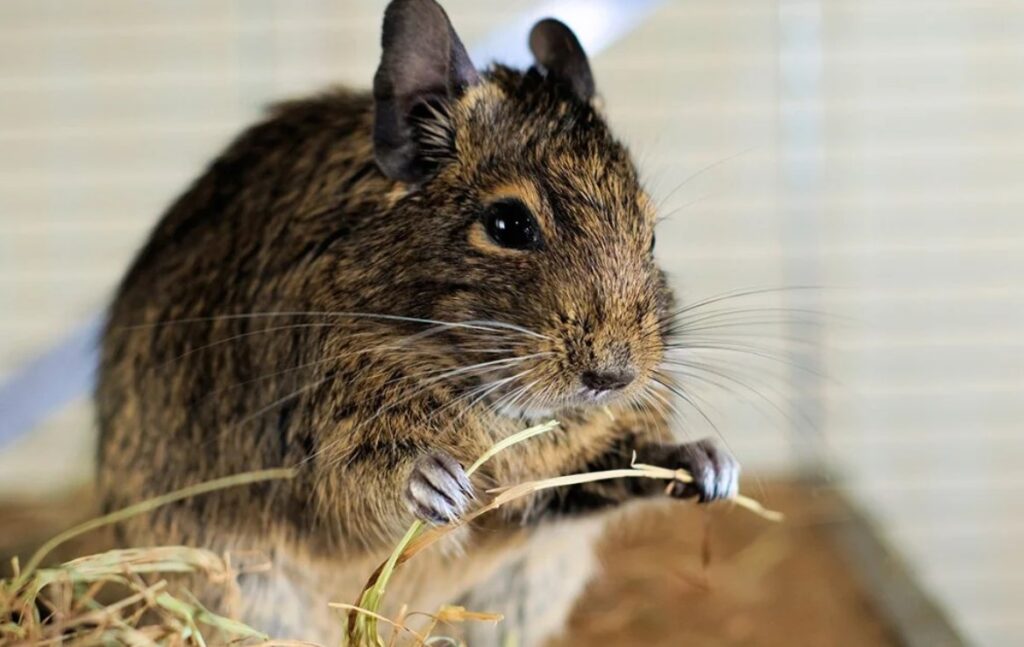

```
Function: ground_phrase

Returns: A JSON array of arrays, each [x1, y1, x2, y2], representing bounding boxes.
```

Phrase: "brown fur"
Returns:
[[95, 4, 716, 644]]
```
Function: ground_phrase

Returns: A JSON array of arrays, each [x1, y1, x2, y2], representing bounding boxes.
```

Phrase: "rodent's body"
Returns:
[[97, 87, 667, 643], [97, 3, 738, 644]]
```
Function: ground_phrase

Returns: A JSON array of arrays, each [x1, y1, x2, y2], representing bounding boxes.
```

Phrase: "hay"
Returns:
[[1, 546, 268, 645], [0, 429, 781, 646], [346, 424, 782, 645], [350, 420, 560, 644], [1, 469, 293, 646]]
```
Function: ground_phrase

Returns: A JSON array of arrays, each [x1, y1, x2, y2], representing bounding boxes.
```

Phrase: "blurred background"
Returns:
[[1, 0, 1022, 645]]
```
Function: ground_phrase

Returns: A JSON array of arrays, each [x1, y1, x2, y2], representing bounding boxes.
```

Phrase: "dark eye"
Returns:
[[483, 199, 542, 250], [649, 232, 656, 254]]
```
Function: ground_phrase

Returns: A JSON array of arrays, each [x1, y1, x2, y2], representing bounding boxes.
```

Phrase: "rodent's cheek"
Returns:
[[524, 356, 578, 408]]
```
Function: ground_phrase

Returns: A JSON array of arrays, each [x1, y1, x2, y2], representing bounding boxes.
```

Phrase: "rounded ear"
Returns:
[[373, 0, 480, 183], [528, 18, 595, 103]]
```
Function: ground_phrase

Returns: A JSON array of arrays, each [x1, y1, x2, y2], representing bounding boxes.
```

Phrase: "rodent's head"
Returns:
[[369, 0, 673, 418]]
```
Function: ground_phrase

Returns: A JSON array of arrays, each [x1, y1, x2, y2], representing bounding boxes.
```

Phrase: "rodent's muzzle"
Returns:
[[571, 336, 644, 404], [578, 368, 636, 403], [580, 368, 635, 393]]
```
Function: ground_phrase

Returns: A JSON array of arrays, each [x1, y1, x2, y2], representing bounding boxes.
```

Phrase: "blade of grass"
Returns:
[[464, 420, 559, 475], [348, 421, 559, 645], [330, 602, 427, 644], [403, 463, 782, 569], [348, 419, 783, 645], [15, 468, 296, 586]]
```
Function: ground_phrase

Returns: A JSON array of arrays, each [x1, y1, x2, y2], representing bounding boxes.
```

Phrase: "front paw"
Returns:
[[404, 452, 474, 525], [653, 439, 740, 503]]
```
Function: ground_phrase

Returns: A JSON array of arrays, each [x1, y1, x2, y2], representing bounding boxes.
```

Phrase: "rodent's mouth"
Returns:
[[493, 387, 631, 422], [576, 386, 622, 406], [489, 375, 637, 421]]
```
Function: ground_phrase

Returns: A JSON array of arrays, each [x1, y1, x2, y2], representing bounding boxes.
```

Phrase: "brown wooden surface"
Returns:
[[561, 482, 899, 646]]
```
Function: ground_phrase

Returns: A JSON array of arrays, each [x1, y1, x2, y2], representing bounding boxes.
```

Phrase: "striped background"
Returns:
[[1, 1, 1022, 644]]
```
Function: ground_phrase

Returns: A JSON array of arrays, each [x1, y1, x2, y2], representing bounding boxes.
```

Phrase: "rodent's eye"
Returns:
[[483, 199, 542, 250], [649, 233, 656, 254]]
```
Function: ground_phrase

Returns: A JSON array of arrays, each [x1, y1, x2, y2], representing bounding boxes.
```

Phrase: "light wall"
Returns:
[[1, 1, 1022, 644]]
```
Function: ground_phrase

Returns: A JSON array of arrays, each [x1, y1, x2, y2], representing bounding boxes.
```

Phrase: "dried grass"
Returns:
[[346, 422, 782, 646], [1, 469, 293, 646], [0, 426, 781, 647]]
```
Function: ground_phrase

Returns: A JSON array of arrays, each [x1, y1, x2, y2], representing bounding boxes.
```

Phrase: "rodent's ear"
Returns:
[[528, 18, 595, 103], [373, 0, 480, 183]]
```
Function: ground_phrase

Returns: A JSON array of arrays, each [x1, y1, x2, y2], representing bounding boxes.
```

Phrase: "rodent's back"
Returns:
[[95, 90, 393, 540], [108, 90, 381, 315]]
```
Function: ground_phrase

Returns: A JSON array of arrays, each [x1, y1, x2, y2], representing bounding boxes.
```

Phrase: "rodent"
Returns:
[[95, 1, 740, 644]]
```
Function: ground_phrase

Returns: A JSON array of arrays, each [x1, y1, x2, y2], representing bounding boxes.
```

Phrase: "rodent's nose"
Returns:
[[581, 369, 635, 393]]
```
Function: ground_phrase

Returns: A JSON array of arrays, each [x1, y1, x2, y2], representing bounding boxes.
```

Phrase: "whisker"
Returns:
[[666, 309, 834, 332], [154, 324, 397, 372], [664, 343, 827, 379], [465, 370, 533, 412], [355, 353, 542, 400], [117, 311, 552, 340], [667, 286, 825, 321], [316, 355, 547, 471], [650, 371, 723, 442], [660, 360, 808, 432], [490, 377, 540, 419], [426, 369, 536, 428], [183, 333, 540, 415], [655, 370, 746, 460], [628, 386, 662, 443], [236, 376, 332, 426], [241, 352, 544, 469], [361, 355, 543, 416], [654, 146, 758, 214], [656, 189, 721, 225], [643, 381, 693, 443], [664, 326, 823, 348]]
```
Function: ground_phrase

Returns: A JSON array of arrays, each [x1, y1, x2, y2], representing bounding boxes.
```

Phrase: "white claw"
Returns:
[[404, 452, 474, 525]]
